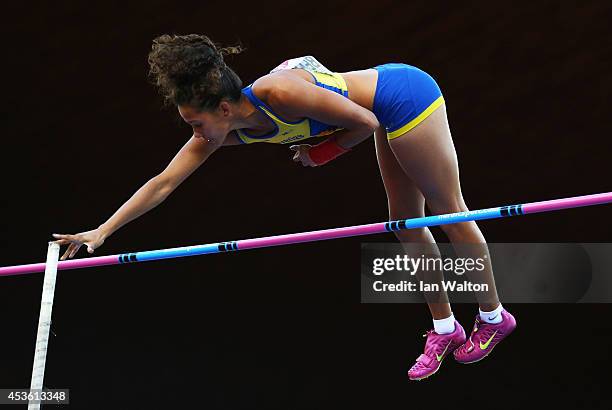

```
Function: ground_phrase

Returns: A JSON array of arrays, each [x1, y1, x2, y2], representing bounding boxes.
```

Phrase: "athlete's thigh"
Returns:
[[387, 103, 466, 213], [389, 104, 463, 213], [374, 125, 426, 219]]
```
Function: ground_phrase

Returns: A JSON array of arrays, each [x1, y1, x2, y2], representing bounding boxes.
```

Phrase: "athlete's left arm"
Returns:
[[267, 76, 380, 149]]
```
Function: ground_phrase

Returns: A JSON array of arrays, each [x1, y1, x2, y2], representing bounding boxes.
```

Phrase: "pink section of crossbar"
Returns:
[[0, 255, 119, 277], [522, 192, 612, 214], [238, 222, 388, 249]]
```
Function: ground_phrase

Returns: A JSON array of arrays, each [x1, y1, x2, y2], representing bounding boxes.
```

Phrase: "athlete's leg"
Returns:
[[387, 103, 500, 311], [374, 125, 451, 319]]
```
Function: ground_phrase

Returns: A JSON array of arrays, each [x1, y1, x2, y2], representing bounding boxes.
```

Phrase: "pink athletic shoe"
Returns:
[[453, 310, 516, 364], [407, 321, 466, 381]]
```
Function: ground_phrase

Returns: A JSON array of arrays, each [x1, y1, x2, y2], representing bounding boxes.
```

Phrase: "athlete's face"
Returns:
[[178, 102, 233, 143]]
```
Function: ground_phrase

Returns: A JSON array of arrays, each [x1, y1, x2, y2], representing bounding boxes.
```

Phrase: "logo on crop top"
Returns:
[[280, 134, 307, 144]]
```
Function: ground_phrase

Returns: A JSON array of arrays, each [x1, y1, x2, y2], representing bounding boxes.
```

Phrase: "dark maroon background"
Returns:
[[2, 1, 611, 408]]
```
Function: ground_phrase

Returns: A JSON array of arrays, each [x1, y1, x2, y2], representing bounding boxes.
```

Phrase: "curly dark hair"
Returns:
[[148, 34, 245, 111]]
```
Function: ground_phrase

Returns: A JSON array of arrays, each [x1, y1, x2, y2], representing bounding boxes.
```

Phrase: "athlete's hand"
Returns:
[[289, 144, 317, 167], [52, 229, 106, 260]]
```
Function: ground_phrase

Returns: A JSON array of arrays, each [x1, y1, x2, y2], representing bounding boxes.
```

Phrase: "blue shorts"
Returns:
[[372, 63, 444, 139]]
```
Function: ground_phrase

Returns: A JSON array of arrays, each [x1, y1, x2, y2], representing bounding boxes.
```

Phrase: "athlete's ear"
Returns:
[[219, 100, 232, 117]]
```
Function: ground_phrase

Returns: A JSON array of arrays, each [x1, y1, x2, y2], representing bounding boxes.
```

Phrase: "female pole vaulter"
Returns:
[[52, 34, 516, 380]]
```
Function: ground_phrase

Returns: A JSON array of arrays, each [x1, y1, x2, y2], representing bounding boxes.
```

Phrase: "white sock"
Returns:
[[433, 314, 456, 334], [479, 304, 504, 324]]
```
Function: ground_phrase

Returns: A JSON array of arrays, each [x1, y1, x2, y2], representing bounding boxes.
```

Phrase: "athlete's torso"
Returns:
[[279, 65, 378, 113], [234, 56, 378, 145]]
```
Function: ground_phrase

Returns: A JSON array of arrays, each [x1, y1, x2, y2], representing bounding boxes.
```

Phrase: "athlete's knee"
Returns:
[[426, 195, 473, 236], [427, 194, 468, 216]]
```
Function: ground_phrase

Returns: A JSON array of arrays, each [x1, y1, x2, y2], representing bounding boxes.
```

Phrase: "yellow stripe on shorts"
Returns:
[[387, 96, 445, 140]]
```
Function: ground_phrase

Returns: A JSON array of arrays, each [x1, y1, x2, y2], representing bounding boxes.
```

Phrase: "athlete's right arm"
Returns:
[[53, 135, 221, 260]]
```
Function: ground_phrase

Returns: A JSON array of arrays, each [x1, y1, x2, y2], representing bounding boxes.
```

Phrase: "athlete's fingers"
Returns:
[[289, 145, 298, 151], [293, 151, 300, 161], [60, 244, 75, 261], [53, 233, 73, 241], [68, 243, 82, 259], [52, 238, 72, 245]]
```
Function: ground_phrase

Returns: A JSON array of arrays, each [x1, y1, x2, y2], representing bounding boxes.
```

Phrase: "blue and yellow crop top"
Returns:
[[235, 56, 349, 144]]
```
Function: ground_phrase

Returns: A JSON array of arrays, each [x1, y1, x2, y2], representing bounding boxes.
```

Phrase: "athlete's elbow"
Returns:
[[358, 110, 380, 133], [151, 175, 176, 199]]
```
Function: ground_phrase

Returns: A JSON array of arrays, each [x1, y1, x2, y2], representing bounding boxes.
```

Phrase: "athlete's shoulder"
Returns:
[[250, 71, 295, 103], [249, 55, 332, 109]]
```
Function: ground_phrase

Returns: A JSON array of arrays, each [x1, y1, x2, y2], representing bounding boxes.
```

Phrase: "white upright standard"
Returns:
[[28, 242, 60, 410]]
